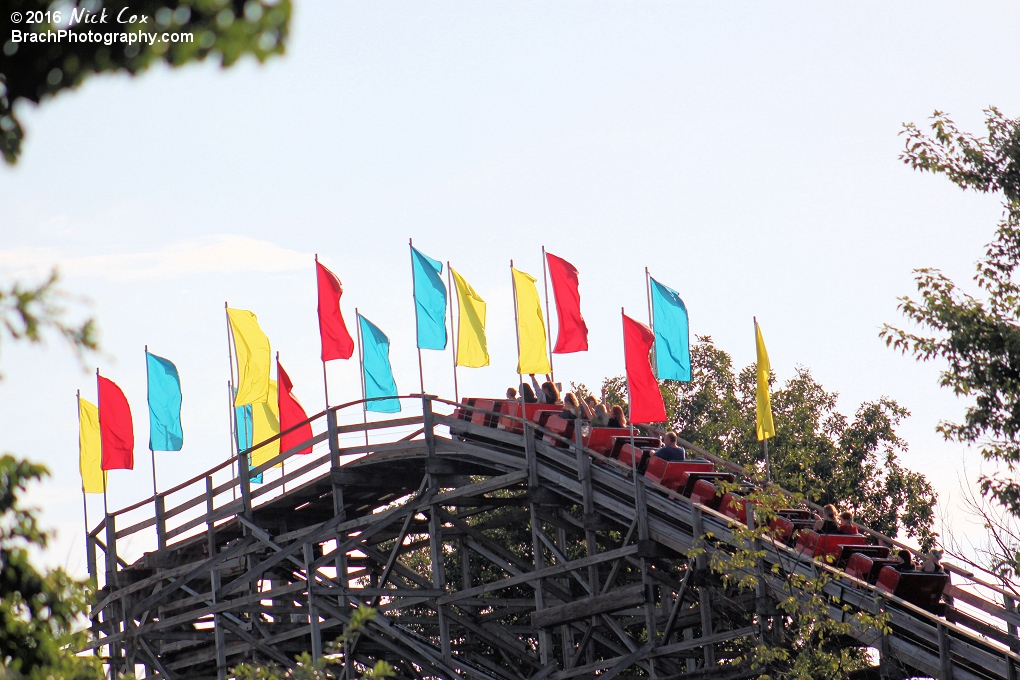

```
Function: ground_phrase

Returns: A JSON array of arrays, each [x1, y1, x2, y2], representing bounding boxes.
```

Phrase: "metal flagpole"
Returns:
[[227, 381, 237, 501], [276, 351, 284, 494], [315, 254, 332, 409], [623, 309, 638, 466], [755, 316, 773, 484], [97, 369, 109, 519], [646, 268, 657, 378], [77, 390, 90, 544], [355, 309, 369, 447], [541, 247, 555, 384], [410, 239, 425, 395], [622, 309, 644, 524], [145, 345, 158, 499], [446, 262, 460, 404], [511, 260, 526, 401], [225, 302, 240, 491]]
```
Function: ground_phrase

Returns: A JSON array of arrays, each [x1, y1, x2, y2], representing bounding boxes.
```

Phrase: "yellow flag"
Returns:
[[512, 268, 551, 375], [252, 380, 280, 468], [228, 308, 271, 406], [755, 319, 776, 441], [78, 398, 106, 494], [451, 268, 489, 368]]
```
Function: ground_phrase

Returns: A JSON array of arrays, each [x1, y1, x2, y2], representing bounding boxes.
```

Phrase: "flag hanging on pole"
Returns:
[[546, 252, 588, 354], [234, 399, 262, 484], [623, 314, 667, 424], [316, 261, 355, 361], [450, 268, 489, 368], [98, 375, 134, 470], [511, 267, 552, 375], [146, 351, 183, 451], [251, 380, 280, 469], [755, 319, 776, 441], [649, 278, 691, 382], [227, 308, 271, 406], [278, 361, 313, 455], [78, 398, 106, 493], [358, 314, 401, 413], [411, 247, 448, 350], [235, 403, 253, 451]]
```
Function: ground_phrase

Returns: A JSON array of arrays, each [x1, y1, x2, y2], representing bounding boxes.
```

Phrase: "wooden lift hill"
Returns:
[[87, 395, 1020, 680]]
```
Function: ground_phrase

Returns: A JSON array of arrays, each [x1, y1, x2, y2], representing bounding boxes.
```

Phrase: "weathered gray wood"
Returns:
[[440, 545, 640, 605], [531, 584, 644, 629], [92, 403, 1020, 680]]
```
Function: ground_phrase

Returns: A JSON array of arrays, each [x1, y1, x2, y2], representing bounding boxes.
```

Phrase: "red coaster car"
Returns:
[[875, 566, 950, 615], [795, 530, 868, 561], [497, 403, 562, 434]]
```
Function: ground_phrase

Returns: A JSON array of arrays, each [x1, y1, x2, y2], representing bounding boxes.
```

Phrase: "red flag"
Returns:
[[316, 261, 355, 361], [623, 314, 666, 424], [98, 375, 134, 470], [278, 361, 313, 455], [547, 252, 589, 353]]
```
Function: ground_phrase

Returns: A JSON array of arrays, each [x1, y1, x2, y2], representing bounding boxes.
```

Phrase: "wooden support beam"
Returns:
[[531, 584, 645, 629], [303, 543, 322, 660], [440, 545, 639, 605], [938, 623, 954, 680]]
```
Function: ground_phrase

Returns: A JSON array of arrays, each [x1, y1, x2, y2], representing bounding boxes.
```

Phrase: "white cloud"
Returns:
[[0, 235, 310, 282]]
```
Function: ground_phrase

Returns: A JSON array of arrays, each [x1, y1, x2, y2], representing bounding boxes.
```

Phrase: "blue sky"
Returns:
[[2, 1, 1019, 572]]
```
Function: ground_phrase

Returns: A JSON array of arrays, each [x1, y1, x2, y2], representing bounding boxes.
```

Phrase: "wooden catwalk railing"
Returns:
[[86, 395, 1020, 680]]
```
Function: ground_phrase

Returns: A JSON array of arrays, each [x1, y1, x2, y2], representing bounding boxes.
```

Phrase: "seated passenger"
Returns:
[[560, 393, 593, 420], [591, 403, 610, 427], [530, 374, 561, 404], [838, 510, 859, 535], [653, 432, 687, 462], [894, 549, 915, 572], [921, 548, 944, 574], [607, 405, 628, 428], [813, 504, 840, 534], [506, 387, 518, 400], [520, 383, 539, 404]]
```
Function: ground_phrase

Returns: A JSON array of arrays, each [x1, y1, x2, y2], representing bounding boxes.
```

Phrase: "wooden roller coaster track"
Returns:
[[87, 395, 1020, 679]]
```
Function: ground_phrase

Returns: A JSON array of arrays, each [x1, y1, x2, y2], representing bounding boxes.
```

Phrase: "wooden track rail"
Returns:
[[87, 395, 1020, 679]]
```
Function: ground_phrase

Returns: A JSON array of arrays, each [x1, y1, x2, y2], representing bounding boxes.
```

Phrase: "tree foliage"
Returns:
[[230, 605, 395, 680], [0, 273, 101, 677], [0, 0, 291, 163], [0, 270, 97, 374], [583, 335, 938, 548], [0, 457, 104, 679], [700, 486, 890, 680], [881, 108, 1020, 517]]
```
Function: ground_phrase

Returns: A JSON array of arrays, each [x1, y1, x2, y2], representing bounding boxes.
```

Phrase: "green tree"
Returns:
[[1, 0, 291, 163], [701, 486, 890, 680], [881, 108, 1020, 518], [0, 457, 105, 680], [583, 335, 938, 547], [230, 605, 395, 680], [0, 270, 97, 370], [0, 271, 102, 678]]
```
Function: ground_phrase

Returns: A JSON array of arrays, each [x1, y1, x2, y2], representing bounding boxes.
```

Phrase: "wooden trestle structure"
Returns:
[[89, 395, 1020, 680]]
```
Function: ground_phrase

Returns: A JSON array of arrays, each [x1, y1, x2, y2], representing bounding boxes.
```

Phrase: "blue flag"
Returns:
[[411, 246, 447, 350], [234, 402, 261, 484], [146, 351, 184, 451], [650, 278, 691, 382], [358, 314, 401, 413]]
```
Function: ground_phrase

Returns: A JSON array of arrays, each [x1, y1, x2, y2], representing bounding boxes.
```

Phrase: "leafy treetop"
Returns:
[[1, 0, 291, 163], [582, 335, 938, 548], [882, 108, 1020, 517]]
